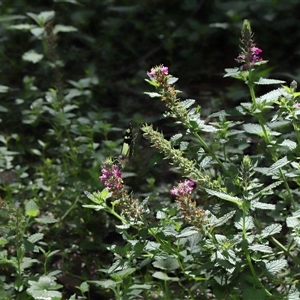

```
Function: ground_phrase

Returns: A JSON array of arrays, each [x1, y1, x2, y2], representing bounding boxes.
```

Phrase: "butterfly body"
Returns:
[[118, 121, 135, 167]]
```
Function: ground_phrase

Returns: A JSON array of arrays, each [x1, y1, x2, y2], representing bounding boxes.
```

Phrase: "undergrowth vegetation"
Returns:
[[1, 1, 300, 299]]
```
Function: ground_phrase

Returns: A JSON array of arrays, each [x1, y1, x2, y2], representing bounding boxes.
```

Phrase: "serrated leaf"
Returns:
[[162, 226, 178, 237], [234, 215, 255, 231], [215, 234, 227, 244], [205, 189, 242, 204], [145, 241, 160, 251], [255, 78, 285, 85], [170, 133, 183, 144], [185, 233, 202, 253], [252, 202, 276, 210], [286, 211, 300, 228], [288, 285, 300, 300], [249, 244, 273, 253], [27, 233, 44, 244], [268, 156, 290, 174], [264, 259, 287, 275], [260, 224, 282, 238], [279, 139, 297, 151], [181, 99, 195, 109], [260, 181, 282, 194], [257, 88, 286, 102], [177, 228, 199, 238], [212, 211, 236, 227]]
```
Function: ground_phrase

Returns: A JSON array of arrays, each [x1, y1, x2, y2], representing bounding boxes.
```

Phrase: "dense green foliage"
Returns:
[[1, 1, 300, 299]]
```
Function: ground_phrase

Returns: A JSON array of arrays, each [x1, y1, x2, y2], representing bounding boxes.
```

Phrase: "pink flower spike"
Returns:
[[251, 47, 262, 55]]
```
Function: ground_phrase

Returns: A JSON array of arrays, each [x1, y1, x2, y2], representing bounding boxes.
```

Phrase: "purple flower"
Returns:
[[148, 65, 169, 78], [99, 164, 123, 191], [171, 180, 194, 196]]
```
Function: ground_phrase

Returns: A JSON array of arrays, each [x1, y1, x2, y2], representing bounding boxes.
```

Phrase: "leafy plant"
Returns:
[[85, 20, 300, 299]]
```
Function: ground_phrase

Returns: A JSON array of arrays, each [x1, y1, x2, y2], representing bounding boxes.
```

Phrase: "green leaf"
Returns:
[[88, 279, 117, 289], [27, 233, 44, 244], [212, 211, 236, 227], [152, 257, 179, 271], [84, 190, 111, 205], [243, 288, 266, 300], [78, 282, 89, 293], [53, 25, 78, 34], [205, 189, 242, 204], [35, 216, 58, 224], [144, 92, 161, 98], [224, 68, 240, 78], [279, 139, 297, 151], [257, 88, 286, 102], [255, 78, 285, 85], [288, 285, 300, 300], [22, 50, 43, 63], [130, 284, 152, 290], [30, 27, 45, 37], [252, 202, 276, 210], [264, 259, 287, 275], [0, 237, 8, 246], [268, 156, 290, 174], [181, 99, 195, 109], [177, 228, 199, 238], [259, 224, 282, 238], [243, 123, 265, 136], [185, 233, 202, 253], [152, 271, 179, 281], [8, 24, 34, 30], [110, 268, 136, 281], [27, 275, 62, 299], [27, 11, 55, 26], [234, 215, 255, 231], [0, 85, 9, 93], [286, 210, 300, 228], [167, 76, 178, 84], [249, 244, 273, 253]]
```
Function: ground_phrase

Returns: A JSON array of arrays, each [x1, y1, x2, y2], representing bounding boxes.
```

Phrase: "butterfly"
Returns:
[[118, 121, 136, 167]]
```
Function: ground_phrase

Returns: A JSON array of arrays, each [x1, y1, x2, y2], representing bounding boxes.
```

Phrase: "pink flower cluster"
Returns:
[[171, 180, 194, 196], [236, 46, 263, 69], [148, 65, 168, 78], [99, 164, 123, 190]]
